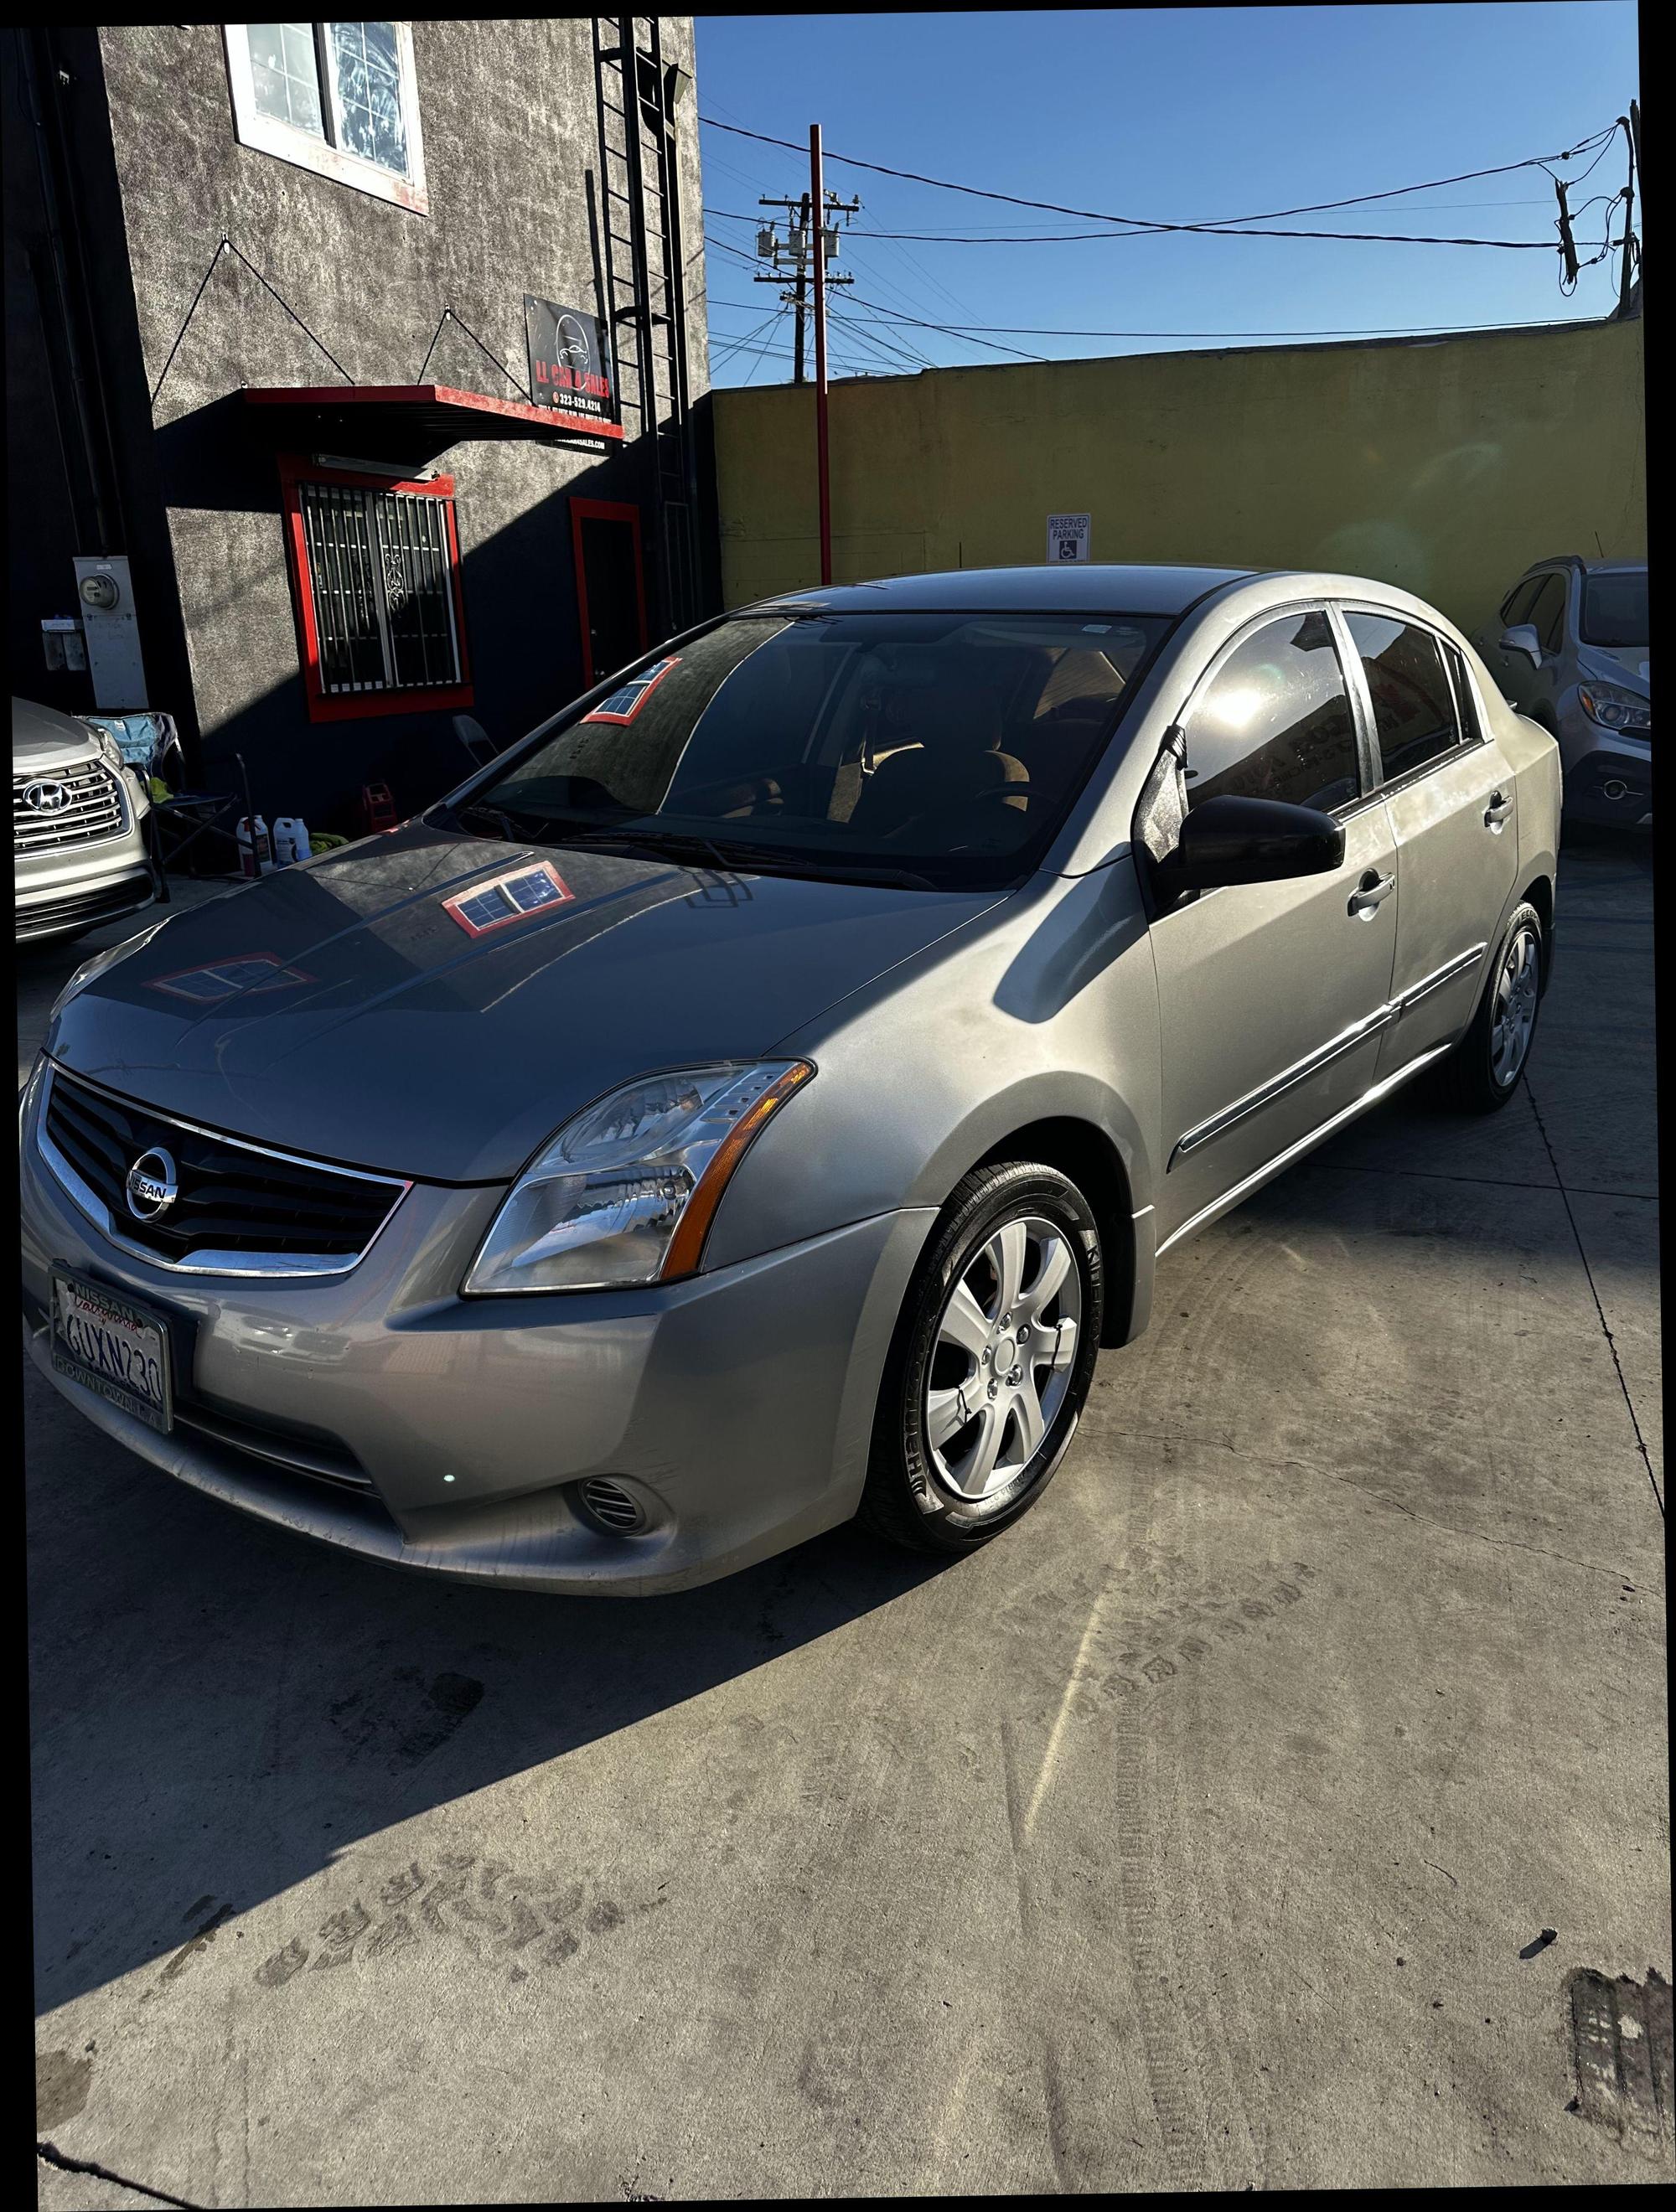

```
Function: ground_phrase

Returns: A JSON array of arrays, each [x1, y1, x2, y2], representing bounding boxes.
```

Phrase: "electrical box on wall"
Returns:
[[40, 618, 88, 673], [72, 555, 148, 709]]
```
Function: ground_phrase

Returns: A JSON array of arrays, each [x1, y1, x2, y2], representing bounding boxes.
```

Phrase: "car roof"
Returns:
[[1517, 554, 1646, 577], [747, 563, 1260, 618]]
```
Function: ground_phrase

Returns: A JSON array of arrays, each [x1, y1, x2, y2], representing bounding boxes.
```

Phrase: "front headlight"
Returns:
[[463, 1060, 815, 1295], [48, 915, 171, 1024], [1579, 680, 1651, 733], [85, 721, 127, 774]]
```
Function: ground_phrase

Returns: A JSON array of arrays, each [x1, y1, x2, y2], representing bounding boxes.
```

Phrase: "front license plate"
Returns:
[[49, 1268, 173, 1433]]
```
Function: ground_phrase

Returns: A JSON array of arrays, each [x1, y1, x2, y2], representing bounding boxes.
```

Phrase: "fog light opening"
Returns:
[[576, 1477, 649, 1536], [1602, 778, 1629, 802]]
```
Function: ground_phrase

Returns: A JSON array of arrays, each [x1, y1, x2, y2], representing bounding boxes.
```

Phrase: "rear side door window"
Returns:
[[1345, 613, 1462, 786], [1182, 608, 1362, 814]]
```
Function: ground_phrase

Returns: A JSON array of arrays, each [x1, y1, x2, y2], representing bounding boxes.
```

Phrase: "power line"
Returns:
[[711, 292, 1613, 348], [699, 113, 1617, 243]]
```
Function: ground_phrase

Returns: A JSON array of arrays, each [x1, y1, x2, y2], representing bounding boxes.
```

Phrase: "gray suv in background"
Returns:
[[1473, 557, 1649, 829]]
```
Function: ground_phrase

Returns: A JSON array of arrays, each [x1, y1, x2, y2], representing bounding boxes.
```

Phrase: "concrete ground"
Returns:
[[28, 839, 1668, 2201]]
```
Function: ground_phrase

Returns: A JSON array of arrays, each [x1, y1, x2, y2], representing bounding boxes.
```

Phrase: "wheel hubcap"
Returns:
[[924, 1215, 1083, 1501], [1490, 924, 1539, 1087]]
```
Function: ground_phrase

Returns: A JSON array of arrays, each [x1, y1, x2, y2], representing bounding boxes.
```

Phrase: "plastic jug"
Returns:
[[236, 814, 273, 878], [272, 817, 311, 866]]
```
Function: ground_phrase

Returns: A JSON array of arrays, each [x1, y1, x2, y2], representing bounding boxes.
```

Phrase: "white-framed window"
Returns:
[[224, 23, 429, 214]]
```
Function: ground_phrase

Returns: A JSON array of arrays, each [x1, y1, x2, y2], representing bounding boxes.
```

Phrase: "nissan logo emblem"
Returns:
[[125, 1146, 178, 1222], [23, 779, 70, 814]]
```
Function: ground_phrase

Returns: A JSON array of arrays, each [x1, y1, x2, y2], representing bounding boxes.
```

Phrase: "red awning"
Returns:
[[244, 383, 624, 463]]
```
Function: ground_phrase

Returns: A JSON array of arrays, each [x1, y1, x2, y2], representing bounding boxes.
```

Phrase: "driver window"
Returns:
[[1182, 610, 1361, 814], [1527, 573, 1568, 654]]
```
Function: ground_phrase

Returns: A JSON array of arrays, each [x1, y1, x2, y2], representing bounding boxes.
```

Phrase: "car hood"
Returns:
[[13, 695, 100, 773], [47, 823, 1004, 1181], [1578, 644, 1650, 690]]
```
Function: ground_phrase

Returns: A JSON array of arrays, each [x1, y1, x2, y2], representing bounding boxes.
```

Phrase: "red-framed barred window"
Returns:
[[279, 455, 473, 722]]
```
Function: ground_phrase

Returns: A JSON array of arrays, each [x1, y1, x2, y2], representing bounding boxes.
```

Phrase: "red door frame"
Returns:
[[570, 498, 649, 686], [278, 452, 474, 722]]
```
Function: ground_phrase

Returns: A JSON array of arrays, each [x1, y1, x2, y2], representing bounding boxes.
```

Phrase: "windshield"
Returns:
[[446, 609, 1171, 889], [1580, 570, 1648, 650]]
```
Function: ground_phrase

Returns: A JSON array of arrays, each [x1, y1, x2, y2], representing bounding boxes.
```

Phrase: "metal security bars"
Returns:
[[297, 480, 463, 695]]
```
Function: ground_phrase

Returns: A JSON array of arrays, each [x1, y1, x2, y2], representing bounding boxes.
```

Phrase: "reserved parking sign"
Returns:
[[1048, 512, 1091, 563]]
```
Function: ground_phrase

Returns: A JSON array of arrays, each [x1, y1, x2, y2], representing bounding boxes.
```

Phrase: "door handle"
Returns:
[[1348, 869, 1395, 919], [1484, 789, 1512, 831]]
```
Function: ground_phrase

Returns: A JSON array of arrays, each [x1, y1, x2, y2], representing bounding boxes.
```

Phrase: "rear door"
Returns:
[[1337, 607, 1520, 1076], [1149, 605, 1401, 1246]]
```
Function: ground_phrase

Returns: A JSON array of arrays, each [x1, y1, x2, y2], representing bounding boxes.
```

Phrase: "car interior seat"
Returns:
[[847, 683, 1028, 843]]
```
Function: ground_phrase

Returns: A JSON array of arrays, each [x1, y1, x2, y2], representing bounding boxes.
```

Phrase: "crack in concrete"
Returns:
[[36, 2141, 202, 2209], [1525, 1078, 1664, 1518]]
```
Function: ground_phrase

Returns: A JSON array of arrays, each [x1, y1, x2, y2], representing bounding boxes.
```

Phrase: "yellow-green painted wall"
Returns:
[[713, 316, 1644, 637]]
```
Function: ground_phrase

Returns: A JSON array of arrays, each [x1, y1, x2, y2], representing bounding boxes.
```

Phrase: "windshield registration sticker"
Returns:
[[443, 859, 575, 936], [582, 657, 680, 724]]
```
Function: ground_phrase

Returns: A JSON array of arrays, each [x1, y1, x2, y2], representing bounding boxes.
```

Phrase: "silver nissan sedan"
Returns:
[[20, 566, 1560, 1594]]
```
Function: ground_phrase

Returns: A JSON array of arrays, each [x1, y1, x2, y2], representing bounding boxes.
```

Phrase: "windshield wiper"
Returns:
[[453, 800, 530, 842], [583, 828, 944, 892], [466, 812, 945, 892]]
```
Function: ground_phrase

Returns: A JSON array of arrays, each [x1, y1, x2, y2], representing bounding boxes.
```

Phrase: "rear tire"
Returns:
[[1429, 901, 1544, 1113], [857, 1160, 1103, 1556]]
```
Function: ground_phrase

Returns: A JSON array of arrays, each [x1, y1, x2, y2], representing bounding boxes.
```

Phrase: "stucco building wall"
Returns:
[[713, 315, 1644, 635]]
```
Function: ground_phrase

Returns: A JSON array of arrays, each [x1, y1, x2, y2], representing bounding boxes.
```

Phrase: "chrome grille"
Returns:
[[39, 1066, 411, 1277], [13, 760, 127, 853]]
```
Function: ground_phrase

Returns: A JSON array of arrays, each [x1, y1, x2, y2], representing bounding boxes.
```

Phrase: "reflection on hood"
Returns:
[[46, 822, 1004, 1181]]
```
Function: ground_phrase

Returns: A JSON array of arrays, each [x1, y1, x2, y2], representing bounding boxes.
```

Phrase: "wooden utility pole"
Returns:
[[810, 123, 831, 584], [793, 190, 811, 384]]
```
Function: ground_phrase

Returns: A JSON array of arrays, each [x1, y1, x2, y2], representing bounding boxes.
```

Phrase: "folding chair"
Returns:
[[453, 714, 504, 773]]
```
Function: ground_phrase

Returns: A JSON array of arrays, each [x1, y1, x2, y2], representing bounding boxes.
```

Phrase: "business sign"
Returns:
[[524, 297, 617, 425], [1048, 512, 1091, 564]]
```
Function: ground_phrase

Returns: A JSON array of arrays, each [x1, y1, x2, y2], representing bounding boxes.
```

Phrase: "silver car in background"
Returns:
[[14, 695, 158, 944], [20, 566, 1560, 1594], [1473, 556, 1649, 828]]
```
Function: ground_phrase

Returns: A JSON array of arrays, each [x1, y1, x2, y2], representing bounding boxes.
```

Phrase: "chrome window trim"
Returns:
[[35, 1062, 413, 1279], [1168, 942, 1487, 1166]]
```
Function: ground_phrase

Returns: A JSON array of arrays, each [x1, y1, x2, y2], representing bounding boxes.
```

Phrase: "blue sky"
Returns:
[[695, 4, 1641, 385]]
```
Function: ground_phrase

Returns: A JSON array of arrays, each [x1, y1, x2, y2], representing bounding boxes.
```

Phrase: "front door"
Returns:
[[572, 499, 649, 687], [1150, 606, 1401, 1247], [1338, 609, 1520, 1075]]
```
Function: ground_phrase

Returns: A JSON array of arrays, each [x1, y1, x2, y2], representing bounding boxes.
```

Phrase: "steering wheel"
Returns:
[[889, 783, 1030, 852], [678, 772, 785, 819]]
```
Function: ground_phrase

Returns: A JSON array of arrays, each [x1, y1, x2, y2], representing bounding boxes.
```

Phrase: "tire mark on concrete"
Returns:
[[253, 1852, 663, 1987], [1567, 1965, 1673, 2157]]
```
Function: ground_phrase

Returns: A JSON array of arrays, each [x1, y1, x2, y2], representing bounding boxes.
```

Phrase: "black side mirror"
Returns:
[[1161, 793, 1345, 891]]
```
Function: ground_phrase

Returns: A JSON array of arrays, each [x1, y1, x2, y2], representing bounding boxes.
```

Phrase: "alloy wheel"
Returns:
[[923, 1214, 1083, 1501], [1490, 923, 1540, 1087]]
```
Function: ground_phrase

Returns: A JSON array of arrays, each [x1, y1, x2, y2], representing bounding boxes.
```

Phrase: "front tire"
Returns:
[[1430, 901, 1544, 1113], [857, 1160, 1103, 1556]]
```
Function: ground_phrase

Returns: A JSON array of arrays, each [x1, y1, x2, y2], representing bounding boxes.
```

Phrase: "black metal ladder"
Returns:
[[592, 15, 699, 636]]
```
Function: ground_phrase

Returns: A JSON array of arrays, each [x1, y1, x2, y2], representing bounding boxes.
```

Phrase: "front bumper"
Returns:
[[16, 806, 156, 943], [21, 1074, 934, 1594], [1558, 710, 1651, 829]]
